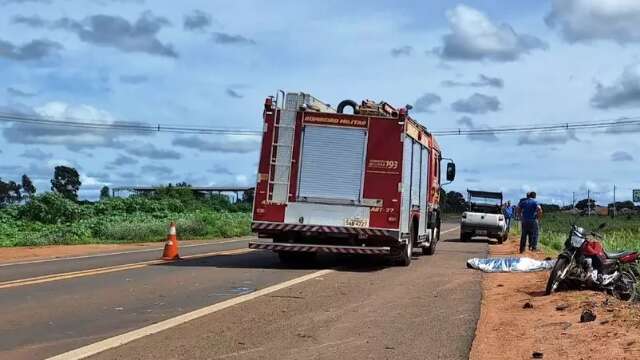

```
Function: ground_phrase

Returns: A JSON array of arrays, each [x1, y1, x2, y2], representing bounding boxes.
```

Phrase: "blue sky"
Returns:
[[0, 0, 639, 204]]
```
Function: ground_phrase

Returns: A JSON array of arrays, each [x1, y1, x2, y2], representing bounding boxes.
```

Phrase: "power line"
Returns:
[[430, 117, 640, 136], [0, 112, 263, 136], [1, 111, 639, 137]]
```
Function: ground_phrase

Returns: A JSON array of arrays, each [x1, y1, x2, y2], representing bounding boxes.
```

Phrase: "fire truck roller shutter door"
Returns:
[[411, 141, 421, 206], [298, 125, 366, 201], [400, 137, 413, 235], [419, 146, 430, 237]]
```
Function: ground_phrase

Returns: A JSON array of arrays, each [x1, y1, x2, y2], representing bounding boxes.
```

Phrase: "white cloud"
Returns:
[[451, 93, 501, 114], [2, 101, 149, 149], [517, 130, 579, 146], [591, 63, 640, 109], [547, 0, 640, 43], [434, 4, 547, 61], [172, 135, 260, 154], [611, 150, 633, 161], [413, 93, 441, 113], [235, 174, 248, 184]]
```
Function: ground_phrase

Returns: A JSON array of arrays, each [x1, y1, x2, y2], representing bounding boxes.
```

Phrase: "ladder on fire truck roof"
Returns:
[[269, 92, 334, 203]]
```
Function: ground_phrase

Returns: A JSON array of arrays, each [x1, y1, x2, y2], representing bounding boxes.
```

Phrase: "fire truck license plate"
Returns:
[[345, 217, 368, 227], [476, 230, 487, 236]]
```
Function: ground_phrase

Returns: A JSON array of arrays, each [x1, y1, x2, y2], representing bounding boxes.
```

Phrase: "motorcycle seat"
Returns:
[[604, 250, 635, 259]]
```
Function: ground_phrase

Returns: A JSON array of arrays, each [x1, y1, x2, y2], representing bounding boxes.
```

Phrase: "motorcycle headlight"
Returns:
[[570, 233, 585, 248]]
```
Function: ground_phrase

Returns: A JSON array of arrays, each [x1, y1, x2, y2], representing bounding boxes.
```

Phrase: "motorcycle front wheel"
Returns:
[[546, 257, 570, 295]]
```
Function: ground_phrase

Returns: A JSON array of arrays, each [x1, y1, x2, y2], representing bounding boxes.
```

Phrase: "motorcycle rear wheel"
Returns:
[[546, 257, 570, 295], [612, 271, 638, 302]]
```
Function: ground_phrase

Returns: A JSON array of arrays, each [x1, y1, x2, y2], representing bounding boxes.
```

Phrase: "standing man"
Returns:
[[517, 192, 543, 253], [503, 201, 514, 234]]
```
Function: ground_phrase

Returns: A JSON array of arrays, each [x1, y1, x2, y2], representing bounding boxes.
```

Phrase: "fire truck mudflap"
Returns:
[[249, 221, 397, 254], [249, 242, 391, 255]]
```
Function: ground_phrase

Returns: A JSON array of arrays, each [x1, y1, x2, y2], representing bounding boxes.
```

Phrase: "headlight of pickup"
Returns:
[[462, 213, 467, 219]]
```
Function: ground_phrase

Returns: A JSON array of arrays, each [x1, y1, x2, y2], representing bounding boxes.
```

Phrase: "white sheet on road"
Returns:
[[466, 257, 556, 273]]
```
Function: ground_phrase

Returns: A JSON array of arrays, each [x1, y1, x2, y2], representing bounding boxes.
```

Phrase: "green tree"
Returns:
[[51, 166, 82, 201], [575, 198, 596, 211], [0, 179, 8, 206], [21, 174, 36, 199], [100, 185, 111, 200], [445, 191, 467, 213], [242, 188, 254, 203], [8, 180, 22, 203], [540, 204, 560, 213], [0, 179, 22, 205], [608, 201, 635, 210]]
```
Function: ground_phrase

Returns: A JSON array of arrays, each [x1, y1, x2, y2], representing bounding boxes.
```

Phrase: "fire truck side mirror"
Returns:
[[446, 162, 456, 182]]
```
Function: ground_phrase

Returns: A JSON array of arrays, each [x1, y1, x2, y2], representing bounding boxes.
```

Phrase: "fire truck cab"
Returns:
[[250, 92, 455, 266]]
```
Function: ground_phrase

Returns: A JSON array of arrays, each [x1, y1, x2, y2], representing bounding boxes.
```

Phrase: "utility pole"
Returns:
[[587, 189, 591, 216], [613, 185, 617, 218], [572, 192, 575, 209]]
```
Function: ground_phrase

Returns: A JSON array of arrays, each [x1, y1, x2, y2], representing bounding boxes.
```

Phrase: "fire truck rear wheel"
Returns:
[[396, 241, 412, 267], [423, 227, 439, 255]]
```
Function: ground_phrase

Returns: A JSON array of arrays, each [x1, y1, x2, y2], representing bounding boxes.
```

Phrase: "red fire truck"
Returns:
[[249, 92, 455, 266]]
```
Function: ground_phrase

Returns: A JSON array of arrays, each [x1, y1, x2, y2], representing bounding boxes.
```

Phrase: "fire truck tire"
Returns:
[[461, 232, 471, 242], [337, 99, 359, 114], [397, 241, 412, 266], [423, 227, 439, 255]]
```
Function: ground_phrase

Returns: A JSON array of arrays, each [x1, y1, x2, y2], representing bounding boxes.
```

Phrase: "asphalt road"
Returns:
[[0, 224, 487, 360]]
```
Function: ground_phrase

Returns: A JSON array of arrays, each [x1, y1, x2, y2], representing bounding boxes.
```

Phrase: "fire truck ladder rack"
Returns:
[[268, 92, 336, 203], [268, 94, 300, 203]]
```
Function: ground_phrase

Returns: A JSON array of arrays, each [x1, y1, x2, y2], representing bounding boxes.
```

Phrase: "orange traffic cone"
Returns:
[[162, 222, 180, 260]]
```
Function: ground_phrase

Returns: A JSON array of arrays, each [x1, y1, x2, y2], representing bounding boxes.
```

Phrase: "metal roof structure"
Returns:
[[111, 186, 254, 202], [467, 190, 503, 200], [112, 186, 254, 192]]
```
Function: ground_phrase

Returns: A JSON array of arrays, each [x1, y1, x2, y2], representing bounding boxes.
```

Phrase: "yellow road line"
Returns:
[[0, 237, 252, 268], [47, 269, 334, 360], [0, 248, 253, 290]]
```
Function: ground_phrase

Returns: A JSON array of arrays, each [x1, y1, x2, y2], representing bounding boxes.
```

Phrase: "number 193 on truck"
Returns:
[[249, 92, 455, 266]]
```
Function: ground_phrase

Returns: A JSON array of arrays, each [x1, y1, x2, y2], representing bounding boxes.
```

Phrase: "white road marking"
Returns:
[[47, 269, 334, 360], [0, 238, 251, 268], [441, 228, 458, 235]]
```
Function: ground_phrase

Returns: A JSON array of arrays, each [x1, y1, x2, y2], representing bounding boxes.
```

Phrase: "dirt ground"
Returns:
[[470, 236, 640, 360], [0, 238, 248, 264]]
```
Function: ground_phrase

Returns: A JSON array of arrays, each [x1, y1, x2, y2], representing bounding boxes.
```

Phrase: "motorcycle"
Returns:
[[545, 222, 640, 301]]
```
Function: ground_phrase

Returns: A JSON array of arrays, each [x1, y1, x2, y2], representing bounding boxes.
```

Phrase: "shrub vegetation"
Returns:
[[0, 189, 251, 247]]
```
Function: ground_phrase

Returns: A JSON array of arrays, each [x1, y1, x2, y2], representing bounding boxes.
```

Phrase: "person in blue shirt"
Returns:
[[503, 201, 514, 234], [517, 192, 543, 253]]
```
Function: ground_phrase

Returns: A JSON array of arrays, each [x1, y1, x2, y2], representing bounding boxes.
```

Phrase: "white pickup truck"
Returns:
[[460, 190, 508, 243]]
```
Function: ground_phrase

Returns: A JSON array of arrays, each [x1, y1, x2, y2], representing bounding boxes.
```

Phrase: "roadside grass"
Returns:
[[511, 213, 640, 255], [513, 213, 640, 296], [0, 193, 252, 247]]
